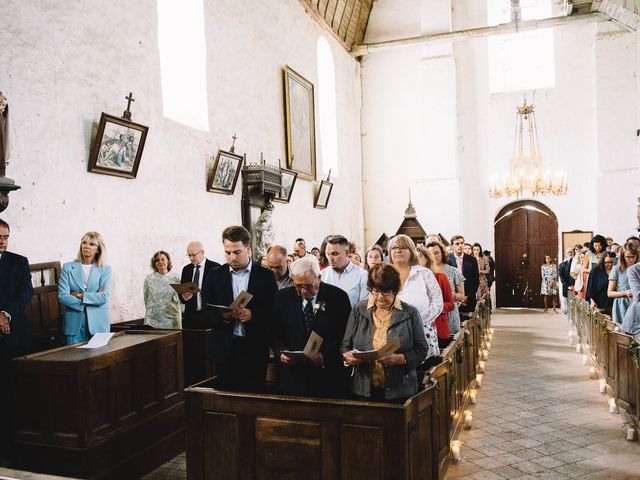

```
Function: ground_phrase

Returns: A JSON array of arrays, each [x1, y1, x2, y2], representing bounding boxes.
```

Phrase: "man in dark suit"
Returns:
[[272, 257, 352, 398], [180, 240, 219, 329], [202, 226, 277, 393], [0, 219, 33, 458], [448, 235, 479, 314]]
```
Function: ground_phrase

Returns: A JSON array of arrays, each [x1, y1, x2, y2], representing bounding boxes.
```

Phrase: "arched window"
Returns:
[[488, 0, 555, 93], [157, 0, 209, 131], [317, 37, 339, 177]]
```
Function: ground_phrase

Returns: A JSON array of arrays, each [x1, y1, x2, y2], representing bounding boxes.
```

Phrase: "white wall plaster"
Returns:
[[0, 0, 363, 322]]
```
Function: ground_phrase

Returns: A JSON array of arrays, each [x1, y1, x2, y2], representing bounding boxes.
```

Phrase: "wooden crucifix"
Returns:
[[230, 132, 238, 153], [122, 92, 135, 120]]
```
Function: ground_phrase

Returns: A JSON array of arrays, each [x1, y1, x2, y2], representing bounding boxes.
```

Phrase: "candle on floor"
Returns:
[[598, 379, 606, 394], [463, 410, 472, 429], [608, 398, 617, 414], [476, 373, 483, 387], [478, 360, 486, 372], [576, 343, 582, 353], [589, 366, 596, 378], [490, 327, 495, 335], [486, 341, 492, 350], [627, 427, 636, 441], [582, 354, 588, 366], [450, 440, 462, 461], [470, 388, 477, 404], [482, 349, 489, 360]]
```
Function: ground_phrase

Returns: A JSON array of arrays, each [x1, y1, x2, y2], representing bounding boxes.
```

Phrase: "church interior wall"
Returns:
[[361, 0, 640, 258], [0, 0, 364, 322]]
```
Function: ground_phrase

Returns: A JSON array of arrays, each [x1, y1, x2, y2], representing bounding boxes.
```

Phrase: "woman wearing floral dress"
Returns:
[[541, 255, 559, 313], [143, 251, 182, 328], [608, 242, 639, 325]]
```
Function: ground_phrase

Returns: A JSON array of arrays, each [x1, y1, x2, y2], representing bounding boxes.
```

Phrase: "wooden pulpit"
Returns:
[[12, 330, 185, 480]]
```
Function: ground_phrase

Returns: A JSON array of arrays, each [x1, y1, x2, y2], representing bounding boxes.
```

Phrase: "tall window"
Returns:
[[317, 37, 339, 177], [157, 0, 209, 131], [488, 0, 555, 93]]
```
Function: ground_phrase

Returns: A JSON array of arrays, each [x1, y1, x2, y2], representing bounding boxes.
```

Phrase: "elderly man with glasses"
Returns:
[[180, 240, 219, 329], [271, 257, 351, 397]]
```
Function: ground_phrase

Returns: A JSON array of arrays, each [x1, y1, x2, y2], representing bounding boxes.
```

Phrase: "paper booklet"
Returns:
[[352, 337, 401, 361], [281, 331, 324, 359], [207, 290, 254, 312], [77, 332, 114, 349], [170, 282, 200, 295]]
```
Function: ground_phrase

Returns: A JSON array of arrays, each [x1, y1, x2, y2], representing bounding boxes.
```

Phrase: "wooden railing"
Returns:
[[568, 291, 640, 439]]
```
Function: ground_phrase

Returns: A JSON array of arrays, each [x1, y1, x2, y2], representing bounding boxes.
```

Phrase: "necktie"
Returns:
[[303, 301, 314, 334], [193, 264, 201, 286]]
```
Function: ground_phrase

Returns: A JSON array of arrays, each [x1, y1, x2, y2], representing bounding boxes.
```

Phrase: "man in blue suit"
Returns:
[[0, 219, 33, 460]]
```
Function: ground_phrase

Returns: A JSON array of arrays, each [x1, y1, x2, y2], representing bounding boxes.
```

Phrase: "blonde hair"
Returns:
[[388, 234, 419, 266], [75, 231, 107, 267], [416, 244, 434, 269]]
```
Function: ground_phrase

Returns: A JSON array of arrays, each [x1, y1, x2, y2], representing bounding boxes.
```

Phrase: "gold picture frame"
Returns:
[[283, 66, 316, 181]]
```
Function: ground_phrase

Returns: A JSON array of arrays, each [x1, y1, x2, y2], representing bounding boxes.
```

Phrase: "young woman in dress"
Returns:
[[608, 242, 639, 325], [472, 243, 490, 304], [540, 255, 558, 313]]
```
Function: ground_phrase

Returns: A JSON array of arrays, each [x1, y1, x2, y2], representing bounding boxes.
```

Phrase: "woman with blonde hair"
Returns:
[[144, 250, 182, 328], [388, 234, 442, 359], [58, 232, 111, 344]]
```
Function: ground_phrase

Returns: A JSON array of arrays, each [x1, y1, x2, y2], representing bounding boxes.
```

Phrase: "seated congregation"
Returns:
[[0, 216, 496, 479]]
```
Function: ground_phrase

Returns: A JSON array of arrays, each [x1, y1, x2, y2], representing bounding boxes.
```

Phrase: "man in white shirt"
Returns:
[[320, 235, 368, 306]]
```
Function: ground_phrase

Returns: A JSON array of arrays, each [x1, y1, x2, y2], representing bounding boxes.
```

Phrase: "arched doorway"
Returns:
[[494, 200, 558, 308]]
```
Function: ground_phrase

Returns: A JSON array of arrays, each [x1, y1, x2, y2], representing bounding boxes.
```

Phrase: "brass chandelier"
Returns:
[[489, 101, 567, 199]]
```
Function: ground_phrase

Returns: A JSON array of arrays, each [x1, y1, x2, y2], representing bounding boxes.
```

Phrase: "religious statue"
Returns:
[[254, 202, 276, 259]]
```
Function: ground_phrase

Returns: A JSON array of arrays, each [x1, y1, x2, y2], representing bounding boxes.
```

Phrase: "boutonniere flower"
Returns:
[[313, 300, 326, 314]]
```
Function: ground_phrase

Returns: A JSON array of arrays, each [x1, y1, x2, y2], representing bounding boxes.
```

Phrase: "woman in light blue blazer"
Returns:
[[58, 231, 112, 344]]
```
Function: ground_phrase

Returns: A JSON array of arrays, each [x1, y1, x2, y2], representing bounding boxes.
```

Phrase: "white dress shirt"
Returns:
[[230, 260, 252, 337], [320, 260, 369, 306]]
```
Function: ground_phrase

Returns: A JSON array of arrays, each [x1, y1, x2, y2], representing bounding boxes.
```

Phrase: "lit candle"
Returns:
[[470, 388, 477, 404], [486, 341, 492, 350], [482, 350, 489, 360], [476, 373, 483, 387], [582, 354, 588, 366], [598, 379, 606, 394], [478, 360, 486, 372], [608, 398, 617, 414], [490, 328, 495, 335], [463, 410, 473, 428], [627, 427, 636, 441], [576, 344, 582, 353], [451, 440, 461, 460], [589, 367, 596, 378]]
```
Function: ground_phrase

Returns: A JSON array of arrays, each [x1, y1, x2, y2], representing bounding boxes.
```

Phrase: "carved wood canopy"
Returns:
[[297, 0, 373, 51]]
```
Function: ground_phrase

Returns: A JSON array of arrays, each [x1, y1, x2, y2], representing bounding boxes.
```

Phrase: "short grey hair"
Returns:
[[290, 257, 320, 278]]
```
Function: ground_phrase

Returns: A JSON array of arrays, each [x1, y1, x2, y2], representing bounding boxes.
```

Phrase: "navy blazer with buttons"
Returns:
[[0, 251, 33, 356]]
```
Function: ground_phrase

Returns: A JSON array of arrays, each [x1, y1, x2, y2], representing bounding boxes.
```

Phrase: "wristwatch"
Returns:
[[1, 311, 10, 322]]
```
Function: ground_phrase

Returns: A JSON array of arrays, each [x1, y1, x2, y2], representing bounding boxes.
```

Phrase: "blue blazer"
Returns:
[[58, 261, 112, 336]]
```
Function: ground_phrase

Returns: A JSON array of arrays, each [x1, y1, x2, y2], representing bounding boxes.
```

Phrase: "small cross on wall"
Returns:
[[122, 92, 135, 120]]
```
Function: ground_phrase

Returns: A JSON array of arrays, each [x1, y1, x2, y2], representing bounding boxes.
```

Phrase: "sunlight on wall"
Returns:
[[317, 36, 339, 177], [488, 0, 555, 93], [157, 0, 209, 131]]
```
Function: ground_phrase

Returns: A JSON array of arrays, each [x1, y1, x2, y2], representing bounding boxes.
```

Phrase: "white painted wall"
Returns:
[[0, 0, 363, 322], [361, 0, 640, 257]]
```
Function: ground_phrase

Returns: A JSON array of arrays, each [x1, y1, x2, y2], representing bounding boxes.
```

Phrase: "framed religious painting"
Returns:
[[283, 66, 316, 181], [273, 168, 297, 204], [207, 149, 244, 195], [87, 113, 148, 179], [314, 179, 333, 209]]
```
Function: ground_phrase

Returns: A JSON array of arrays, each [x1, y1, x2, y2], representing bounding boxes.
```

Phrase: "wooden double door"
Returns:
[[495, 200, 558, 308]]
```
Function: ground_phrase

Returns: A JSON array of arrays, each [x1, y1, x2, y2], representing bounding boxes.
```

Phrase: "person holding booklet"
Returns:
[[341, 264, 429, 402], [271, 257, 352, 397], [202, 226, 277, 393]]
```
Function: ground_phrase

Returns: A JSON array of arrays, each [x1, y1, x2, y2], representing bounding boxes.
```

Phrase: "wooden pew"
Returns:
[[25, 261, 65, 353], [12, 330, 185, 480], [571, 293, 640, 438], [111, 320, 215, 388], [185, 376, 440, 480]]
